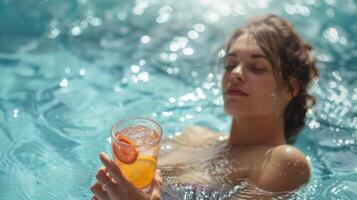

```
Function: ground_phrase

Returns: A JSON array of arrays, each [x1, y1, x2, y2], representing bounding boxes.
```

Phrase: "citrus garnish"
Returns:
[[117, 155, 157, 189], [112, 134, 138, 164]]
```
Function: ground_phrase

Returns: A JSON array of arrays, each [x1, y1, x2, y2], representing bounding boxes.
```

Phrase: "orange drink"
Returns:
[[111, 118, 163, 192]]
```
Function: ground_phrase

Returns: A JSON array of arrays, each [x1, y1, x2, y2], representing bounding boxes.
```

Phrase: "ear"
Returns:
[[282, 78, 300, 100]]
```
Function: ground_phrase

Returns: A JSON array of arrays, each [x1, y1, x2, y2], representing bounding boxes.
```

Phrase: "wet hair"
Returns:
[[225, 14, 318, 144]]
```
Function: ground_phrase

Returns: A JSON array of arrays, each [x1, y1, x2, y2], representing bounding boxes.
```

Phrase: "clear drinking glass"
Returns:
[[110, 117, 163, 192]]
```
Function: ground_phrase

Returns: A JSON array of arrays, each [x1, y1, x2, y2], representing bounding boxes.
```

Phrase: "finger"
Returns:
[[95, 167, 123, 199], [151, 170, 162, 200], [99, 167, 113, 180], [96, 167, 111, 186], [91, 183, 110, 200], [154, 170, 162, 187], [99, 152, 125, 184]]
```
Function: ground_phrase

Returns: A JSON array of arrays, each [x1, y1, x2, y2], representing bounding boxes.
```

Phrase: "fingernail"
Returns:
[[98, 168, 106, 174], [99, 152, 107, 159], [100, 153, 112, 165]]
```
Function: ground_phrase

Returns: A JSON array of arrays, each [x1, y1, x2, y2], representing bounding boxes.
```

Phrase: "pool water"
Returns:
[[0, 0, 356, 199]]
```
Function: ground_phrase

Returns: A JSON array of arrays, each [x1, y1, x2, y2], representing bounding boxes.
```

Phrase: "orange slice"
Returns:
[[112, 134, 138, 164], [117, 155, 157, 189]]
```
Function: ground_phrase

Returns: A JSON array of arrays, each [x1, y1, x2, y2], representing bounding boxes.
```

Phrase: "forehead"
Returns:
[[228, 33, 265, 56]]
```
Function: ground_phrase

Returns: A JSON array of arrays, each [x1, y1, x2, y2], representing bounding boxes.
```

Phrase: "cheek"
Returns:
[[248, 75, 277, 97]]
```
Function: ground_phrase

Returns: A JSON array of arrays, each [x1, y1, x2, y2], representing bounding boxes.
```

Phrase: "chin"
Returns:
[[224, 105, 243, 116]]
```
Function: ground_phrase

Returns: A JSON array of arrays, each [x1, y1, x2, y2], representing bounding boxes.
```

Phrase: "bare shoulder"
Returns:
[[249, 144, 311, 192], [171, 125, 225, 147]]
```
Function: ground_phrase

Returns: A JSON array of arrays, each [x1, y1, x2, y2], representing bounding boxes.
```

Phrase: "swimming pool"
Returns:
[[0, 0, 356, 199]]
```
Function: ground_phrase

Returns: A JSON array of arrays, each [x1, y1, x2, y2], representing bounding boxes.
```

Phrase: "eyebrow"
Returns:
[[226, 53, 267, 59], [251, 54, 267, 59]]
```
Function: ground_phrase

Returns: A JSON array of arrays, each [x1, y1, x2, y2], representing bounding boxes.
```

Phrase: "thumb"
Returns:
[[150, 170, 162, 200]]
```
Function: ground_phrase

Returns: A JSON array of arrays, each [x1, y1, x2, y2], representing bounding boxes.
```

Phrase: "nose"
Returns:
[[230, 63, 245, 83]]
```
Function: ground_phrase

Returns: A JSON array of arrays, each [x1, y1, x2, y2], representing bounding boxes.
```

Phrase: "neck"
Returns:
[[229, 115, 286, 147]]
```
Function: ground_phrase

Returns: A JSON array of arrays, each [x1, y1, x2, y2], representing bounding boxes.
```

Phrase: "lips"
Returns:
[[225, 88, 249, 96]]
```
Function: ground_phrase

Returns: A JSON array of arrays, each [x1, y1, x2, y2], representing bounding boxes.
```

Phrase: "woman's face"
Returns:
[[222, 33, 289, 117]]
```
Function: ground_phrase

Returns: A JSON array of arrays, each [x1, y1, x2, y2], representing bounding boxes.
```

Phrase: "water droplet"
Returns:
[[169, 97, 176, 103], [65, 67, 71, 74], [139, 59, 146, 66], [80, 21, 88, 29], [59, 78, 69, 87], [169, 42, 180, 52], [185, 114, 193, 120], [137, 72, 149, 82], [79, 68, 86, 76], [172, 67, 180, 74], [89, 17, 103, 26], [323, 27, 339, 43], [194, 23, 206, 32], [36, 180, 42, 185], [140, 35, 150, 44], [306, 156, 311, 161], [156, 13, 171, 23], [168, 53, 177, 62], [71, 26, 82, 36], [121, 78, 128, 85], [204, 11, 220, 22], [131, 65, 140, 73], [12, 109, 19, 118], [187, 30, 199, 39], [182, 47, 194, 55], [162, 111, 173, 117], [49, 28, 60, 39]]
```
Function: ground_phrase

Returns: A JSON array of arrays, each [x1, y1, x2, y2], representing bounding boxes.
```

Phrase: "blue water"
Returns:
[[0, 0, 356, 199]]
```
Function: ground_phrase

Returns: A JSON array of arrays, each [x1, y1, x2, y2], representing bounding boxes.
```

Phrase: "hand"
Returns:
[[91, 152, 162, 200]]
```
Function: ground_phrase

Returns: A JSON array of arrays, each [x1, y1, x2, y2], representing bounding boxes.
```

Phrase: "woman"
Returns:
[[91, 14, 318, 199]]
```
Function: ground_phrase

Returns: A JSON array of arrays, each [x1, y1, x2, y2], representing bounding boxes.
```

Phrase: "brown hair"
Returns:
[[225, 14, 318, 144]]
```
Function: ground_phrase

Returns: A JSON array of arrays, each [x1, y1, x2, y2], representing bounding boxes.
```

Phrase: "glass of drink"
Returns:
[[110, 117, 163, 193]]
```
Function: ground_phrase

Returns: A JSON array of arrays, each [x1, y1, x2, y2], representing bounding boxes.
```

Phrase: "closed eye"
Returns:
[[225, 66, 235, 72], [250, 66, 266, 74]]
